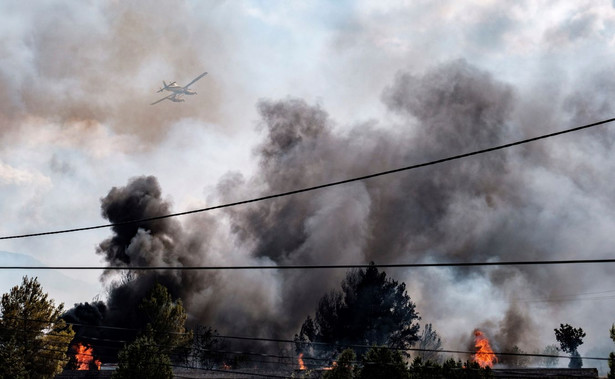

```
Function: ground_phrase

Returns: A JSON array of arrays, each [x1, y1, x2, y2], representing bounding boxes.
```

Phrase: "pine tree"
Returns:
[[139, 283, 192, 356], [112, 335, 172, 379], [0, 276, 74, 379], [295, 263, 420, 359]]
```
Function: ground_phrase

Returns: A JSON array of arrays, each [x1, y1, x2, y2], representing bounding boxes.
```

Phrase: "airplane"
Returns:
[[150, 71, 207, 105]]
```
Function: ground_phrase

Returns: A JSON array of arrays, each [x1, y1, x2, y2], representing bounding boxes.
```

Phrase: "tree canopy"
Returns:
[[409, 358, 492, 379], [112, 335, 173, 379], [321, 348, 494, 379], [114, 282, 191, 378], [554, 323, 585, 368], [416, 323, 443, 363], [539, 344, 559, 368], [324, 349, 356, 379], [0, 276, 75, 379], [189, 324, 220, 369], [358, 346, 409, 379], [295, 263, 420, 359], [139, 282, 192, 355], [608, 325, 615, 379]]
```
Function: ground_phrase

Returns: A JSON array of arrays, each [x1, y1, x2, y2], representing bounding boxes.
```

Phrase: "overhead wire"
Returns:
[[1, 116, 614, 241], [3, 117, 615, 373], [3, 257, 615, 270], [0, 319, 609, 362], [35, 345, 293, 379], [3, 326, 610, 379], [10, 328, 609, 365], [513, 289, 615, 303]]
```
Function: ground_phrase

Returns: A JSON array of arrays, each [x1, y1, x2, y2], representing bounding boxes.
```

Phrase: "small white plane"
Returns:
[[150, 71, 208, 105]]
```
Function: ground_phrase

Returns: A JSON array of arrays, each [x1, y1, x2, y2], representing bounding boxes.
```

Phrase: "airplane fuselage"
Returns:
[[151, 71, 206, 105], [164, 86, 197, 95]]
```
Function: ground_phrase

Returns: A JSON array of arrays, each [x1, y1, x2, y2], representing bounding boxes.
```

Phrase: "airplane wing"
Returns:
[[150, 93, 175, 105], [183, 72, 208, 89]]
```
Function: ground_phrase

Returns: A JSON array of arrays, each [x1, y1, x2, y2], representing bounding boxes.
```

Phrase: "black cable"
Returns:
[[1, 317, 610, 362], [171, 364, 290, 378], [2, 116, 614, 241], [215, 335, 611, 362], [38, 343, 292, 378], [3, 325, 609, 365], [513, 289, 615, 303], [3, 257, 615, 270]]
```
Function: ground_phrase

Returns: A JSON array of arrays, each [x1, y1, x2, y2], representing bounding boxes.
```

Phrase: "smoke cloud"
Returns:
[[4, 2, 614, 371], [65, 57, 615, 368], [0, 0, 229, 145]]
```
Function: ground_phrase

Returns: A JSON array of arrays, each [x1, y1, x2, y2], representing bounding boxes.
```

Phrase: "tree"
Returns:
[[501, 345, 529, 367], [324, 349, 356, 379], [190, 324, 219, 369], [554, 323, 585, 368], [295, 263, 420, 359], [416, 323, 443, 363], [112, 334, 173, 379], [539, 344, 559, 368], [608, 325, 615, 379], [139, 283, 192, 358], [114, 283, 192, 378], [408, 357, 492, 379], [0, 276, 74, 379], [358, 346, 409, 379]]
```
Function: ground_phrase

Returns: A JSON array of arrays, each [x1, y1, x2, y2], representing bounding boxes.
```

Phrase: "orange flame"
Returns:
[[73, 343, 101, 370], [298, 353, 307, 370], [472, 329, 497, 368], [322, 361, 337, 371]]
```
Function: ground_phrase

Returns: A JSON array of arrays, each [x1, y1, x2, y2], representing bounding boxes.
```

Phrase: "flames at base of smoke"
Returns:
[[298, 353, 307, 370], [472, 329, 498, 368], [73, 343, 101, 371]]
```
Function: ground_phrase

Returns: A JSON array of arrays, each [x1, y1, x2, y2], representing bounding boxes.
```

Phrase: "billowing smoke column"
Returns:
[[95, 176, 186, 325], [71, 174, 285, 342], [71, 60, 524, 341], [69, 59, 615, 359], [216, 59, 524, 332]]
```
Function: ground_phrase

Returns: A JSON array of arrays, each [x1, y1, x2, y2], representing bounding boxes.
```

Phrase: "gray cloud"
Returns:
[[0, 0, 229, 144], [16, 2, 612, 369]]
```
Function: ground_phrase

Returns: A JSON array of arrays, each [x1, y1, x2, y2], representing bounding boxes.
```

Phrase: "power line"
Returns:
[[514, 289, 615, 303], [36, 345, 292, 379], [2, 116, 614, 241], [213, 335, 611, 362], [11, 326, 609, 364], [0, 320, 609, 363], [521, 295, 615, 304], [3, 257, 615, 270]]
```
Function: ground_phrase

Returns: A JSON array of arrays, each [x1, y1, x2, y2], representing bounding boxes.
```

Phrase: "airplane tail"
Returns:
[[157, 81, 167, 93]]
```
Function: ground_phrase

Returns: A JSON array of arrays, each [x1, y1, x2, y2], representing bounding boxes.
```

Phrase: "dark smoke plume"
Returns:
[[68, 59, 615, 361], [77, 175, 283, 346], [215, 60, 522, 330], [95, 176, 197, 330]]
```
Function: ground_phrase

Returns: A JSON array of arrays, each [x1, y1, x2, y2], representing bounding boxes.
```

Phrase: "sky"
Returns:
[[2, 0, 615, 371]]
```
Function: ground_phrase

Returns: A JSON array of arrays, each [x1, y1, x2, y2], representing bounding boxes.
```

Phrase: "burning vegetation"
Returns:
[[73, 343, 101, 370], [472, 329, 498, 368], [297, 353, 307, 370]]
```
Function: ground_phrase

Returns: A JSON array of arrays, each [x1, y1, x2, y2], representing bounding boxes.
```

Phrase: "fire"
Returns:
[[322, 361, 337, 371], [73, 343, 101, 370], [472, 329, 497, 368], [298, 353, 307, 370]]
